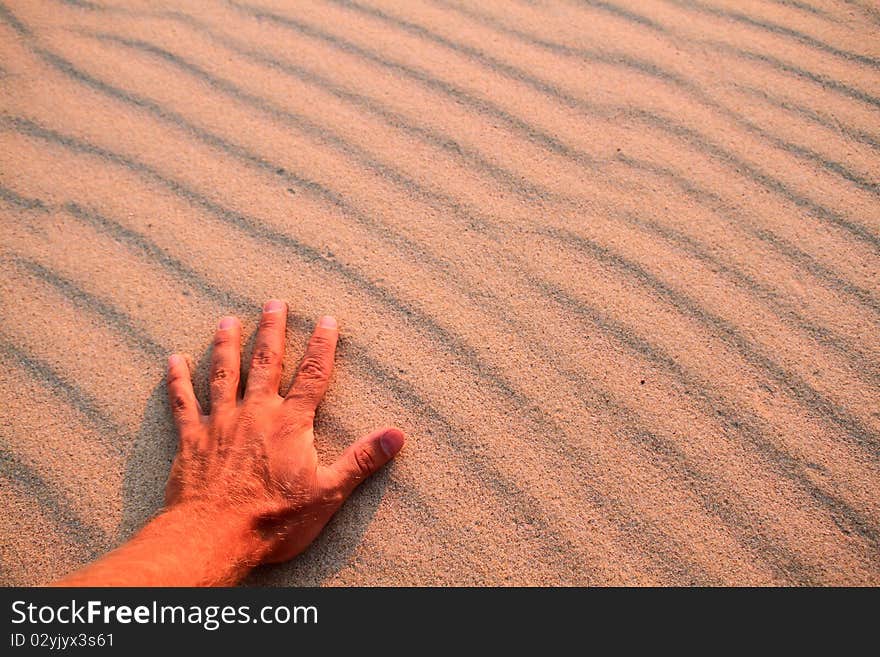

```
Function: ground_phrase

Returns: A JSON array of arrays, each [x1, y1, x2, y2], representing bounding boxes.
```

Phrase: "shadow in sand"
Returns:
[[119, 330, 386, 586]]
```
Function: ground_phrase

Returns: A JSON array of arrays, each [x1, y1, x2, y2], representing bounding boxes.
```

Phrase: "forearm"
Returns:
[[52, 504, 269, 587]]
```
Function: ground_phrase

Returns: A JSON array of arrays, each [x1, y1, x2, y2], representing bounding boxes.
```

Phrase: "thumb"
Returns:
[[320, 427, 406, 499]]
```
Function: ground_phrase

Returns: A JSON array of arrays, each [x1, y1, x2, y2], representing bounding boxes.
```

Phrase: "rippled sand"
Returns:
[[1, 0, 878, 585]]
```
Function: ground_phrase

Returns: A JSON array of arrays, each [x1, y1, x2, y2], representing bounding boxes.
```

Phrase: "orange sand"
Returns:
[[0, 0, 878, 585]]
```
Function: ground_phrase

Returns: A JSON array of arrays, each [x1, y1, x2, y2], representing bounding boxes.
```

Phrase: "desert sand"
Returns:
[[0, 0, 878, 586]]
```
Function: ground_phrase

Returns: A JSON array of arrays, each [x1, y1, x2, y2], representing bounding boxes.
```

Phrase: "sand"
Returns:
[[0, 0, 878, 586]]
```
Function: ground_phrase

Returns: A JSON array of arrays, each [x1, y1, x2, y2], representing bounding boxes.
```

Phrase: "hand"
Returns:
[[54, 302, 405, 586], [164, 299, 406, 565]]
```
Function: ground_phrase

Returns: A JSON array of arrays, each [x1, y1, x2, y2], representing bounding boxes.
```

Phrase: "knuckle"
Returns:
[[353, 447, 376, 477], [213, 331, 234, 348], [236, 409, 258, 433], [298, 355, 328, 381], [251, 345, 280, 368], [170, 394, 191, 416], [167, 369, 186, 384], [259, 314, 283, 331], [210, 366, 236, 384], [309, 334, 333, 351]]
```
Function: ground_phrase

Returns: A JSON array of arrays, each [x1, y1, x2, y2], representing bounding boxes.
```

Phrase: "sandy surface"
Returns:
[[0, 0, 878, 586]]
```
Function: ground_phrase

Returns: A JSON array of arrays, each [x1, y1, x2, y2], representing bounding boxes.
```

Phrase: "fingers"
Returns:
[[209, 316, 241, 414], [285, 316, 338, 412], [167, 354, 201, 436], [245, 299, 287, 398], [318, 427, 405, 500]]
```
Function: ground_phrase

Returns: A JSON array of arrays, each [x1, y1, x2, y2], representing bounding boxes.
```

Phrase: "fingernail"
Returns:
[[263, 299, 285, 313], [219, 316, 237, 330], [319, 315, 337, 329], [168, 354, 182, 368], [379, 428, 405, 457]]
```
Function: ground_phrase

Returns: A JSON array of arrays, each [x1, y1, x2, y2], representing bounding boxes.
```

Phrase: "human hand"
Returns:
[[164, 300, 406, 565]]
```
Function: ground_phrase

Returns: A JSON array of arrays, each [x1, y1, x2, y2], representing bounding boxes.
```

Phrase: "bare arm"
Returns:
[[54, 300, 405, 587]]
